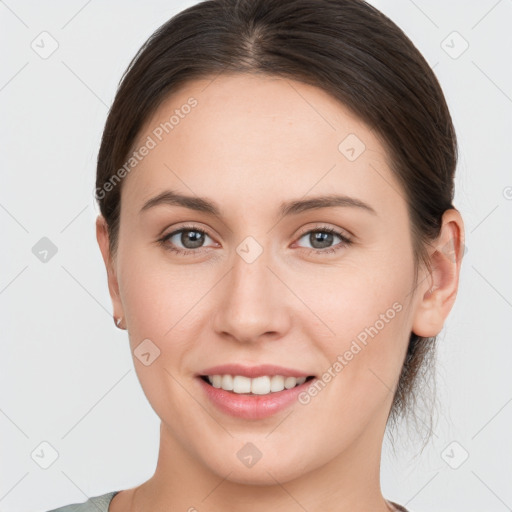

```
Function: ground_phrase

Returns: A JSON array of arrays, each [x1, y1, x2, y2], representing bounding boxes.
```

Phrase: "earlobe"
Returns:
[[95, 215, 125, 323], [411, 209, 465, 338]]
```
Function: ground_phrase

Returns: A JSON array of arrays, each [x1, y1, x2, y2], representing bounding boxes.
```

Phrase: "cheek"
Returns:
[[299, 260, 411, 340], [117, 255, 206, 421], [293, 277, 411, 451], [117, 241, 212, 337], [297, 254, 413, 393]]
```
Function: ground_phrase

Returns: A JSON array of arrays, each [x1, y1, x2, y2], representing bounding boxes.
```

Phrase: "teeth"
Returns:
[[270, 375, 284, 392], [206, 375, 308, 394], [233, 375, 251, 393], [221, 374, 233, 390]]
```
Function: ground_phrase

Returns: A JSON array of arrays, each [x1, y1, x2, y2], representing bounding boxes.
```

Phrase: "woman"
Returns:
[[49, 0, 464, 510]]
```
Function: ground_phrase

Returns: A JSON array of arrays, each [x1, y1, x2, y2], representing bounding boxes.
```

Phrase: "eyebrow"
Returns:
[[140, 189, 377, 218]]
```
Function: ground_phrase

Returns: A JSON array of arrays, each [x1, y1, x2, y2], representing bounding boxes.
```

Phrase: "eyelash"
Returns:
[[157, 223, 353, 257]]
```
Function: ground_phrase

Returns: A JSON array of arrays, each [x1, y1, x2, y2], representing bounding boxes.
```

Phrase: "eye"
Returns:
[[158, 224, 353, 257], [158, 224, 216, 256], [294, 226, 352, 255]]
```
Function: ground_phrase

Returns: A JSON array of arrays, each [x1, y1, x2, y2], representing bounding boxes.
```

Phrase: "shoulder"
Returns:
[[45, 491, 119, 512]]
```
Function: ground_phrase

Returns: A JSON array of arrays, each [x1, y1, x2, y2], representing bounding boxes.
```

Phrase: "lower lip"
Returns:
[[197, 377, 315, 420]]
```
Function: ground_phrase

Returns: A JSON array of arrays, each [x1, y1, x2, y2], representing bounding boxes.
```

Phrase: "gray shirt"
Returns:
[[46, 491, 119, 512], [46, 491, 409, 511]]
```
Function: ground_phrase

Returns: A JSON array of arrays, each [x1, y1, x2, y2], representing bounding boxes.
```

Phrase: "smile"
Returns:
[[201, 374, 315, 395], [196, 364, 318, 420]]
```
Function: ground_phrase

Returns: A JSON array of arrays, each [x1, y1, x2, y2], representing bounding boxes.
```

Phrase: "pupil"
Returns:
[[312, 231, 332, 249], [182, 230, 204, 249]]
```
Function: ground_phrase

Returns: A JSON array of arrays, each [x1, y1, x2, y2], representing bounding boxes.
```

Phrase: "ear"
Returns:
[[96, 215, 125, 324], [411, 209, 465, 337]]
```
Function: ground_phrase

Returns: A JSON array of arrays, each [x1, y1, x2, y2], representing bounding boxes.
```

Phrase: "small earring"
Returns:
[[114, 316, 123, 329]]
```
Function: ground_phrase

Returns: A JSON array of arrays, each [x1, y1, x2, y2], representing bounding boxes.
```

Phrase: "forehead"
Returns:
[[122, 73, 402, 220], [134, 72, 383, 154]]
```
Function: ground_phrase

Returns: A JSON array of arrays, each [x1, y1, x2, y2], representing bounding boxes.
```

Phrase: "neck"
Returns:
[[131, 412, 394, 512]]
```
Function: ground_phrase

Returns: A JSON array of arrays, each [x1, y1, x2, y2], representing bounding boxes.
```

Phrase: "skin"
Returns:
[[96, 73, 464, 512]]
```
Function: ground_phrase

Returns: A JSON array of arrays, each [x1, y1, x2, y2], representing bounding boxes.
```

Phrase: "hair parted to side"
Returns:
[[96, 0, 458, 442]]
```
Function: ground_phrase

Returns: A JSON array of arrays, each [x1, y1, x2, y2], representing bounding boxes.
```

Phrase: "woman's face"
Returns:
[[100, 73, 432, 484]]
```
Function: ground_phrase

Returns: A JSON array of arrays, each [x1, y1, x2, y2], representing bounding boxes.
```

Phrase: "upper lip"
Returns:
[[198, 364, 314, 378]]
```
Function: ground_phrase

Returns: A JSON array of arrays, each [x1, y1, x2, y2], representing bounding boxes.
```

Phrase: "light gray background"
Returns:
[[1, 1, 511, 511]]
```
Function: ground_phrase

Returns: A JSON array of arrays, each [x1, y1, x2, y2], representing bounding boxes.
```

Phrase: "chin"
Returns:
[[217, 465, 304, 486], [200, 447, 315, 486]]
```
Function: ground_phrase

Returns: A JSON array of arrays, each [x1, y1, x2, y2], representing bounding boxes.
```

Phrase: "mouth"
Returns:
[[196, 365, 318, 419], [199, 374, 316, 395]]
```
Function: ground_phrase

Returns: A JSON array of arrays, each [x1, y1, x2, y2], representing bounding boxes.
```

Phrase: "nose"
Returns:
[[212, 242, 292, 344]]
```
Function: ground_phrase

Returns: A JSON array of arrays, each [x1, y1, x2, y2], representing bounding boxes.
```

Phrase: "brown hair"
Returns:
[[96, 0, 458, 436]]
